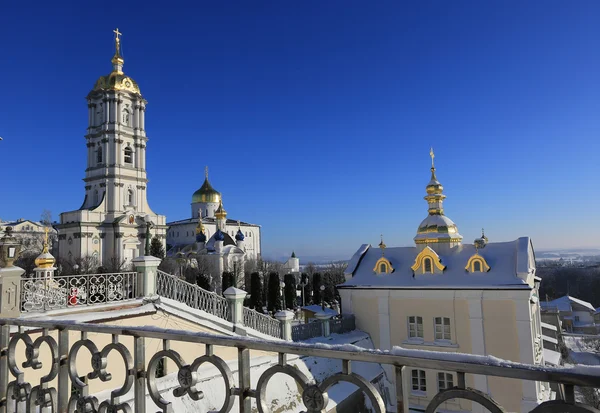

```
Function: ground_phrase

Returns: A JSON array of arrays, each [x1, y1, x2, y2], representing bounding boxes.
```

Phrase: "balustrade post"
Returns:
[[314, 311, 332, 337], [224, 287, 247, 332], [0, 325, 9, 413], [134, 336, 146, 413], [0, 266, 25, 318], [238, 347, 251, 413], [395, 365, 408, 413], [132, 256, 161, 297], [58, 328, 69, 413], [274, 310, 294, 341]]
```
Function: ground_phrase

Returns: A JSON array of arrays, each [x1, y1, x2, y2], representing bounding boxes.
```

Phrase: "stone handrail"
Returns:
[[0, 317, 599, 413]]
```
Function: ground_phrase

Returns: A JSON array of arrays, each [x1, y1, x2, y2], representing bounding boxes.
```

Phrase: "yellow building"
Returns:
[[338, 150, 547, 413]]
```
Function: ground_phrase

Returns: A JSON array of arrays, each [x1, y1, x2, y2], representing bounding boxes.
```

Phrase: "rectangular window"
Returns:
[[575, 316, 580, 322], [434, 317, 451, 341], [408, 316, 424, 339], [411, 369, 426, 392], [437, 372, 454, 391]]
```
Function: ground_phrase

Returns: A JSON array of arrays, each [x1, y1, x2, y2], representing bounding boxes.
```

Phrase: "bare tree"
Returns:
[[579, 387, 600, 409], [40, 210, 53, 226], [305, 262, 317, 277]]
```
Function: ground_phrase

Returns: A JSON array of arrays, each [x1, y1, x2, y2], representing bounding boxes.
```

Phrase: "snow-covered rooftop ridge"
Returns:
[[541, 322, 558, 331], [340, 238, 535, 289], [541, 295, 595, 313]]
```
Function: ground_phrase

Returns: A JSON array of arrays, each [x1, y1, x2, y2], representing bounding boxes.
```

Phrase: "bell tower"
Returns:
[[57, 29, 166, 267]]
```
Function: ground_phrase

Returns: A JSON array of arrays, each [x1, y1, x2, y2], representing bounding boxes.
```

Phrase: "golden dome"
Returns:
[[35, 229, 55, 269], [414, 149, 463, 245], [93, 72, 141, 94], [215, 199, 228, 219], [192, 177, 221, 204]]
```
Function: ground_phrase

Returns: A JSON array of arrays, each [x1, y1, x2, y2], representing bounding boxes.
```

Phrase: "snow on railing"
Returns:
[[20, 272, 137, 312], [156, 270, 229, 321], [242, 307, 281, 338], [1, 317, 599, 413]]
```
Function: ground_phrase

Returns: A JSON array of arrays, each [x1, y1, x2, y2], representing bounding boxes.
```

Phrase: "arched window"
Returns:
[[473, 261, 482, 272], [424, 258, 432, 273], [124, 147, 133, 164], [128, 189, 134, 206], [97, 146, 103, 163], [122, 109, 130, 126], [380, 263, 387, 273]]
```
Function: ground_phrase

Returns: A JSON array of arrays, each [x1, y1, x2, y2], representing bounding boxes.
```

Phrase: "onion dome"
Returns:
[[35, 228, 55, 269], [235, 221, 245, 241], [92, 29, 141, 95], [192, 167, 221, 204], [195, 218, 207, 243], [214, 229, 225, 241], [215, 198, 227, 220], [414, 148, 463, 246]]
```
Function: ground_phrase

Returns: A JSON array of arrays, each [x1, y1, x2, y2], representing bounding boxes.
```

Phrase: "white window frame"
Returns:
[[408, 316, 424, 340], [411, 369, 426, 394], [434, 317, 451, 341], [437, 372, 454, 391]]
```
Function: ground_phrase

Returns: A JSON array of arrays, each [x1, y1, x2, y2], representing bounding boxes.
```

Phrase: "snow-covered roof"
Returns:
[[167, 217, 260, 227], [301, 305, 338, 316], [542, 334, 558, 345], [541, 296, 595, 313], [340, 238, 535, 289], [541, 322, 558, 331]]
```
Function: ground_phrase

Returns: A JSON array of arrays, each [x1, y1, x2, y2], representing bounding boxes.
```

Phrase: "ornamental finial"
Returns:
[[378, 234, 387, 255], [205, 166, 209, 179], [111, 28, 124, 71], [430, 147, 435, 169], [43, 227, 49, 254]]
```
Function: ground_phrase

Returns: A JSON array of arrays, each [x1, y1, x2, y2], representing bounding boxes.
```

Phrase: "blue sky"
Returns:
[[1, 1, 599, 261]]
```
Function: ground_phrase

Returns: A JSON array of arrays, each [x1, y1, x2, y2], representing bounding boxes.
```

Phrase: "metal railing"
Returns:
[[156, 270, 229, 321], [1, 317, 599, 413], [291, 320, 323, 341], [331, 314, 356, 335], [242, 307, 281, 337], [20, 272, 137, 312]]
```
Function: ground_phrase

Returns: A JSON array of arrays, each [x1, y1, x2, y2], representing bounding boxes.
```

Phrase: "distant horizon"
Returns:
[[1, 2, 598, 258]]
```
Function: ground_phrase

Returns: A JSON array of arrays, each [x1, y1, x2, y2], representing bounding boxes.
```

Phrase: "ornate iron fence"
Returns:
[[292, 320, 323, 341], [20, 272, 137, 312], [1, 317, 599, 413], [242, 307, 281, 337], [156, 270, 229, 321], [330, 315, 356, 335]]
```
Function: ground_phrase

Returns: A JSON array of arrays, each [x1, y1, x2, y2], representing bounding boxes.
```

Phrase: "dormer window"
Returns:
[[411, 246, 446, 275], [465, 253, 491, 273], [97, 146, 103, 163], [124, 147, 133, 164], [373, 256, 394, 274], [380, 263, 386, 273]]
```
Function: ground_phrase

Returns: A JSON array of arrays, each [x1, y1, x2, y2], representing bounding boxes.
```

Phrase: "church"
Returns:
[[338, 150, 548, 413], [56, 30, 167, 268], [166, 169, 261, 261]]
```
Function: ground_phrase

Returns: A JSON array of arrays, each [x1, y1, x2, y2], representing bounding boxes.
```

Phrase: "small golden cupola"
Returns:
[[93, 29, 142, 95], [34, 228, 56, 280], [215, 198, 228, 220], [373, 235, 394, 274], [414, 148, 463, 249], [466, 229, 491, 273]]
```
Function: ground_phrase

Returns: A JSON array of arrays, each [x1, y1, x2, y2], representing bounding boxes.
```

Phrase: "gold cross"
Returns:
[[113, 28, 122, 41], [430, 147, 435, 168]]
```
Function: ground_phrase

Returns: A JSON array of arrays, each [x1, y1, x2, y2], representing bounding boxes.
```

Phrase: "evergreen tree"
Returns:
[[196, 273, 212, 291], [312, 272, 322, 305], [284, 273, 297, 309], [323, 272, 336, 304], [267, 272, 282, 312], [250, 272, 264, 310], [301, 272, 312, 305], [221, 272, 234, 295], [149, 237, 165, 259]]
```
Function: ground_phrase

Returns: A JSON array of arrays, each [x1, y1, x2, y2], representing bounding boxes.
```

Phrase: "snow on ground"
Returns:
[[564, 335, 600, 366]]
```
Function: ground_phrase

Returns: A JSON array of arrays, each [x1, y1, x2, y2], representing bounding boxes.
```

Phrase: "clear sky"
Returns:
[[1, 1, 598, 261]]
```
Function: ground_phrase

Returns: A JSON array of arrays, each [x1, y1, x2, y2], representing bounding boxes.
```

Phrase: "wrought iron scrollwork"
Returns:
[[424, 387, 505, 413], [146, 350, 235, 413], [67, 338, 134, 413], [255, 364, 312, 413], [319, 372, 385, 413], [7, 331, 59, 412]]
